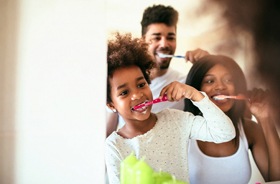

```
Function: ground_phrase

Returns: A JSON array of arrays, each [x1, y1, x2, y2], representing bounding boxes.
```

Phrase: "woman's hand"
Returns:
[[247, 88, 270, 120]]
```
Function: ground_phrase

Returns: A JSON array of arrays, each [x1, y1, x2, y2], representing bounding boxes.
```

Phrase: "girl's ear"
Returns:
[[107, 103, 117, 113]]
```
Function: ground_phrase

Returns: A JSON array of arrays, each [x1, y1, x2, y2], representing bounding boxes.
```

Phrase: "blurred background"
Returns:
[[106, 0, 260, 89]]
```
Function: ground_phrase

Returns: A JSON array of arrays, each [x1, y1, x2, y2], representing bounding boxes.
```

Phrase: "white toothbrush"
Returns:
[[157, 53, 185, 59], [213, 95, 247, 100]]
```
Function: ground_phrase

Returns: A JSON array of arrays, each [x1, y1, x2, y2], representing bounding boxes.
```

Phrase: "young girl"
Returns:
[[185, 55, 280, 184], [105, 33, 235, 184]]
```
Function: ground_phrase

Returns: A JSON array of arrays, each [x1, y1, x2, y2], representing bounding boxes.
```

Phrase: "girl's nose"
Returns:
[[131, 92, 143, 100]]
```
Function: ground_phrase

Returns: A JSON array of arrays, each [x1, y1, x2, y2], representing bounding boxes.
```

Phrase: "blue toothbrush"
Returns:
[[157, 53, 185, 59]]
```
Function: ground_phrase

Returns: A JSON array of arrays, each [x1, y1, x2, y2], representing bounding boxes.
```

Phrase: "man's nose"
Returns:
[[159, 37, 168, 48]]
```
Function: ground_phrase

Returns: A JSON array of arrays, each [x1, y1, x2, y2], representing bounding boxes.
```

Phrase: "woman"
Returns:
[[185, 55, 280, 184]]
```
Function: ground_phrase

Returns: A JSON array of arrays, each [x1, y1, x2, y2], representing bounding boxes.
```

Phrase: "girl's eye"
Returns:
[[138, 82, 146, 88], [119, 90, 128, 96]]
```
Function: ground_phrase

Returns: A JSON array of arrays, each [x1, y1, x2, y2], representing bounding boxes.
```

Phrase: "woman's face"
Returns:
[[201, 64, 236, 112], [107, 66, 153, 122]]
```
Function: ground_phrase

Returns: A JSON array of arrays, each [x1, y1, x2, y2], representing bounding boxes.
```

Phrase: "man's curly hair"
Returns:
[[141, 4, 179, 36], [107, 32, 154, 103]]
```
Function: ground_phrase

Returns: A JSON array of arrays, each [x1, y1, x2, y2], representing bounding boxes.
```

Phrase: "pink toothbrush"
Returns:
[[132, 94, 168, 110], [213, 95, 247, 100]]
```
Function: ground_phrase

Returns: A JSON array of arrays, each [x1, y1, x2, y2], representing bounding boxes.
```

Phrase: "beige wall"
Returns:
[[0, 0, 106, 183], [0, 0, 17, 183]]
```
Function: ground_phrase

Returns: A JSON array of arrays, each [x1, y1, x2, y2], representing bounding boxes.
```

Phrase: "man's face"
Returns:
[[143, 23, 177, 70]]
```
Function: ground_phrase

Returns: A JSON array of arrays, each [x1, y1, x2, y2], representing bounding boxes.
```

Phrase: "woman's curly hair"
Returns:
[[107, 32, 154, 103]]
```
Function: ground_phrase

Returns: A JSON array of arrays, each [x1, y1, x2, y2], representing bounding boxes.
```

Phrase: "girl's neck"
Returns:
[[117, 113, 157, 139]]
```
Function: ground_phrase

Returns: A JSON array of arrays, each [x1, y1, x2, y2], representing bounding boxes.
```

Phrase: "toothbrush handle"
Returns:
[[133, 95, 168, 110], [151, 94, 168, 104], [235, 96, 247, 100], [226, 95, 247, 100], [174, 55, 185, 58]]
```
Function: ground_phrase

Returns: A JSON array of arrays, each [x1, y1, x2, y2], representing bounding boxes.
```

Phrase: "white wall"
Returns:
[[1, 0, 106, 183]]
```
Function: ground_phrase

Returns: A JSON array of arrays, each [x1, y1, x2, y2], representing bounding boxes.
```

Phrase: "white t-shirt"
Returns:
[[105, 95, 235, 184], [149, 68, 186, 113], [117, 68, 187, 129]]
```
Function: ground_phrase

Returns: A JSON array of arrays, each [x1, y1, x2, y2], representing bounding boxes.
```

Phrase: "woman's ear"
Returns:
[[107, 103, 117, 113]]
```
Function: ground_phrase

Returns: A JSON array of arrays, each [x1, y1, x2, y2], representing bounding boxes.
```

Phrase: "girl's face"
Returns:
[[201, 64, 236, 112], [107, 66, 153, 122]]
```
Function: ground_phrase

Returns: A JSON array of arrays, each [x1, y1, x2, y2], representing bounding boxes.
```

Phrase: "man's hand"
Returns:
[[185, 48, 209, 63]]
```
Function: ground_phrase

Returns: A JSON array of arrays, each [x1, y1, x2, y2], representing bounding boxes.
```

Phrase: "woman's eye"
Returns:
[[205, 80, 213, 84], [223, 78, 233, 83]]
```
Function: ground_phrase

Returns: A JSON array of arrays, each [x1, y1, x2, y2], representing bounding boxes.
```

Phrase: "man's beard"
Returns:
[[158, 60, 171, 70], [154, 48, 173, 70]]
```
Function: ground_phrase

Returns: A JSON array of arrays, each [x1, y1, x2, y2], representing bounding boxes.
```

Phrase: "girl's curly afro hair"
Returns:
[[107, 32, 154, 103]]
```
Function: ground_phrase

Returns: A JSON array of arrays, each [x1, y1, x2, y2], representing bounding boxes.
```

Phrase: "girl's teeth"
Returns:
[[134, 106, 148, 112]]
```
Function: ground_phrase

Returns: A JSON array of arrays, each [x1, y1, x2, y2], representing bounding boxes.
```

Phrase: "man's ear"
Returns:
[[107, 103, 117, 113]]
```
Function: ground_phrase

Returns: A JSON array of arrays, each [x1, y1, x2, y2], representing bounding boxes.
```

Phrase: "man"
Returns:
[[106, 4, 209, 137]]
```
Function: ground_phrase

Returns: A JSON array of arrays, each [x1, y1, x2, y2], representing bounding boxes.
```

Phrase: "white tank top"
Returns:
[[188, 122, 251, 184]]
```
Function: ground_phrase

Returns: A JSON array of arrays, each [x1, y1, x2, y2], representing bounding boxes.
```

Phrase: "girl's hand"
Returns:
[[160, 81, 204, 102]]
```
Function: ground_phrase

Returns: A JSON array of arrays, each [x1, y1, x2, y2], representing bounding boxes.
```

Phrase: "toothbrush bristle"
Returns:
[[213, 95, 226, 100], [213, 97, 223, 100], [213, 94, 247, 101], [157, 53, 167, 58]]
